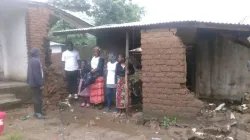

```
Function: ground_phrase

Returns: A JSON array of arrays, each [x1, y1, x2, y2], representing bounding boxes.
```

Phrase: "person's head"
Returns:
[[81, 60, 87, 68], [108, 53, 116, 63], [93, 46, 101, 57], [30, 48, 40, 58], [118, 54, 125, 63], [111, 55, 116, 63], [66, 41, 74, 51]]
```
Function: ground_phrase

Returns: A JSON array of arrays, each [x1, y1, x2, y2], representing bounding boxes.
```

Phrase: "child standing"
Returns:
[[106, 55, 118, 112], [78, 60, 91, 107]]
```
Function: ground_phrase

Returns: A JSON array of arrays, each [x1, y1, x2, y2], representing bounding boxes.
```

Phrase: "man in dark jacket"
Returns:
[[27, 48, 45, 119]]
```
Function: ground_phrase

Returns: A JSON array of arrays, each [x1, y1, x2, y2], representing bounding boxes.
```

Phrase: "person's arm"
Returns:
[[95, 57, 104, 74], [128, 62, 135, 75], [76, 51, 81, 69], [61, 52, 66, 76], [115, 63, 119, 84], [106, 62, 110, 77], [27, 60, 30, 84], [86, 66, 91, 73], [33, 60, 43, 86]]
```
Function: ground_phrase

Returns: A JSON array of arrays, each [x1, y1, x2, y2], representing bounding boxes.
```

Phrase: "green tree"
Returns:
[[48, 19, 96, 46], [91, 0, 145, 25], [48, 0, 144, 44], [49, 0, 145, 25]]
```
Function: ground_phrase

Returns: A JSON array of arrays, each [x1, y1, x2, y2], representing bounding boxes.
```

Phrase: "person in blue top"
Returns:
[[27, 48, 45, 119]]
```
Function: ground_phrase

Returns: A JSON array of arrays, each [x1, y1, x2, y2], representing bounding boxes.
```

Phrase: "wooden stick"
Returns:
[[125, 32, 130, 115]]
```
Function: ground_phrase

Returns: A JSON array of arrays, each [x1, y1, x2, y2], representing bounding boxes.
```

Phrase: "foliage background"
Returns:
[[48, 0, 144, 45]]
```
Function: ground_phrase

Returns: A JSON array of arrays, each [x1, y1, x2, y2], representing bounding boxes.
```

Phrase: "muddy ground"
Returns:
[[2, 102, 250, 140], [0, 105, 173, 140]]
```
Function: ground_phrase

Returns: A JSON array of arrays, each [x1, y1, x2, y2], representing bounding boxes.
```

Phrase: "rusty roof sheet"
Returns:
[[53, 20, 250, 35]]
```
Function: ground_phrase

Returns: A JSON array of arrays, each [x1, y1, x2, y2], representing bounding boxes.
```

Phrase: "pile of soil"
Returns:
[[43, 65, 68, 110]]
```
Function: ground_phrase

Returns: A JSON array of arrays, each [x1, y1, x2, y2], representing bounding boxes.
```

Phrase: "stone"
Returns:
[[132, 112, 143, 118], [149, 119, 161, 130], [203, 124, 231, 135], [89, 120, 96, 126], [203, 126, 221, 135], [214, 103, 225, 111], [226, 137, 234, 140], [230, 112, 235, 120]]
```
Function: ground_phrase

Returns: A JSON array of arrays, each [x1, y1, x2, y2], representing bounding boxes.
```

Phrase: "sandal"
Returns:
[[80, 103, 86, 107], [86, 104, 90, 107]]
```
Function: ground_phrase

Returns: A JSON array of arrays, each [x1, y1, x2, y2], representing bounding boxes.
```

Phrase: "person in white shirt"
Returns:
[[105, 54, 118, 112], [62, 41, 80, 99]]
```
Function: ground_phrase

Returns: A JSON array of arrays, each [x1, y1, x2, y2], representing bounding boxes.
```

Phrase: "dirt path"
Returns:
[[0, 106, 172, 140]]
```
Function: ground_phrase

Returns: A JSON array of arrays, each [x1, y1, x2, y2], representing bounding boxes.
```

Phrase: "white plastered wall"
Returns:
[[0, 8, 28, 81], [0, 22, 5, 74]]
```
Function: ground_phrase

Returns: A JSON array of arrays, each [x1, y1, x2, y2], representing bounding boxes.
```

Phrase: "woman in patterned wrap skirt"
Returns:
[[115, 54, 135, 115]]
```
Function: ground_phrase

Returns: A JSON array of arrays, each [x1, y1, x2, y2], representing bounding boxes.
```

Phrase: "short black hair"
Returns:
[[66, 41, 74, 47], [118, 54, 125, 58], [82, 60, 87, 64]]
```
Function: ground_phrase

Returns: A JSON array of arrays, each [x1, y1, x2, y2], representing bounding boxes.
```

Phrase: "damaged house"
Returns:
[[53, 21, 250, 117], [0, 0, 92, 109]]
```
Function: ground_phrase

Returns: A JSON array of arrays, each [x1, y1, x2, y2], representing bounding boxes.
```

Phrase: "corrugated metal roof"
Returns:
[[53, 20, 250, 35], [50, 41, 65, 46]]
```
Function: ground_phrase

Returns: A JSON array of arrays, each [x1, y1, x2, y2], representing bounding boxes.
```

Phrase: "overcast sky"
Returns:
[[34, 0, 250, 24]]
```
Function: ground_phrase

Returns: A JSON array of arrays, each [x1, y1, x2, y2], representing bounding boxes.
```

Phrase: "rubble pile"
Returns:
[[43, 65, 68, 110], [161, 98, 250, 140], [187, 101, 250, 140], [189, 102, 250, 140]]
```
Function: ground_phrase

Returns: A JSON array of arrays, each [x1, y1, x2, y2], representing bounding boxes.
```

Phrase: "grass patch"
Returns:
[[5, 133, 24, 140], [162, 116, 177, 128]]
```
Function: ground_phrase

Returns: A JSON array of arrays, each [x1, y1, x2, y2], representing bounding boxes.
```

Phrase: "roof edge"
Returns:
[[53, 20, 250, 36], [27, 0, 94, 27]]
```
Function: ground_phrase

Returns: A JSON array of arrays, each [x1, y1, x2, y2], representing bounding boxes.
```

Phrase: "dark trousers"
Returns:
[[106, 88, 116, 109], [65, 70, 78, 95], [32, 87, 42, 114]]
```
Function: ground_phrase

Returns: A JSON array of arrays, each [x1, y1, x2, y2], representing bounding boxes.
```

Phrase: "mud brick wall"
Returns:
[[26, 7, 68, 110], [26, 7, 53, 67], [141, 28, 203, 117]]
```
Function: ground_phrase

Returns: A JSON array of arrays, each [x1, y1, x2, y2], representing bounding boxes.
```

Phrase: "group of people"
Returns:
[[62, 41, 134, 114], [27, 41, 134, 119]]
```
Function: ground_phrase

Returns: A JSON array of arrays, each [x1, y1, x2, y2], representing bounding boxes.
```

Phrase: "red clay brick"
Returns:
[[165, 60, 179, 66], [160, 66, 171, 72], [152, 67, 161, 72], [161, 54, 171, 60], [172, 66, 185, 72], [155, 60, 165, 65], [162, 88, 174, 94], [142, 55, 153, 60], [155, 73, 165, 77], [141, 28, 203, 117]]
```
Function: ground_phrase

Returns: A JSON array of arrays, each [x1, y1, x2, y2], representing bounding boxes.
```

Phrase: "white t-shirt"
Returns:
[[106, 61, 118, 85], [91, 56, 100, 69], [62, 50, 80, 71]]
